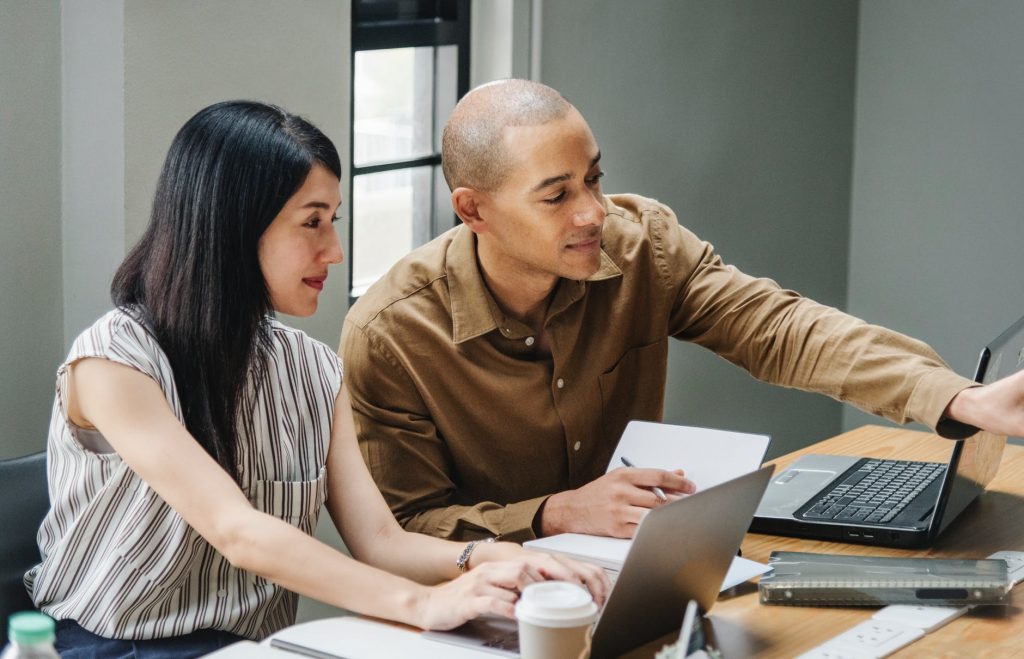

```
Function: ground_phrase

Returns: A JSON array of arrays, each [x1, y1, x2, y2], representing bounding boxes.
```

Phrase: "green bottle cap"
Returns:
[[7, 612, 55, 645]]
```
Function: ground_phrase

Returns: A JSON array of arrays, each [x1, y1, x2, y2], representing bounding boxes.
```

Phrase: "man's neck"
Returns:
[[476, 242, 557, 330]]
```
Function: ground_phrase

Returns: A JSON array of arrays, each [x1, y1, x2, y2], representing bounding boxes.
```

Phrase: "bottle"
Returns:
[[1, 612, 60, 658]]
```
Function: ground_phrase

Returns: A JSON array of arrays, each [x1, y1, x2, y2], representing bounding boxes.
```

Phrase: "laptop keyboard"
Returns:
[[800, 459, 946, 524]]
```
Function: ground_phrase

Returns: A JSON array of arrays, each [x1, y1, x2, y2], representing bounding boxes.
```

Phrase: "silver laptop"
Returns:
[[424, 465, 774, 659], [750, 314, 1024, 548]]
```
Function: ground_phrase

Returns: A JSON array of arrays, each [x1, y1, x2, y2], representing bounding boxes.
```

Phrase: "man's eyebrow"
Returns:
[[530, 151, 603, 193]]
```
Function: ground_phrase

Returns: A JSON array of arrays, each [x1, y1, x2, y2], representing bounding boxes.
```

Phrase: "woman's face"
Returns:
[[258, 163, 343, 317]]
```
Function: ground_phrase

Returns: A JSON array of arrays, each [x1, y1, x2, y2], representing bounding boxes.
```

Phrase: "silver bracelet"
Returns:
[[456, 537, 495, 572]]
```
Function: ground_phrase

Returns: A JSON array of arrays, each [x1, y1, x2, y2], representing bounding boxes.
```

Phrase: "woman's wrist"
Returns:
[[404, 581, 434, 629], [465, 539, 521, 569]]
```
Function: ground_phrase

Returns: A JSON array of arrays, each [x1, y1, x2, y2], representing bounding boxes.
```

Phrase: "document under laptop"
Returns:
[[750, 314, 1024, 548], [425, 467, 774, 659]]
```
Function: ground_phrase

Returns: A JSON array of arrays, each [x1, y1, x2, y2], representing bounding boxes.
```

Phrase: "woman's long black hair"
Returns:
[[112, 101, 341, 481]]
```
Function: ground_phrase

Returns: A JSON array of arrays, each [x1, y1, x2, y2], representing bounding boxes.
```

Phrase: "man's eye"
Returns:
[[543, 191, 566, 205], [586, 171, 605, 185]]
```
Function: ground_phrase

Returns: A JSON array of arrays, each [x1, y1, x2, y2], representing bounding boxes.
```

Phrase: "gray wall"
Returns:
[[540, 0, 859, 457], [0, 0, 63, 460], [845, 0, 1024, 434], [123, 0, 351, 345], [62, 0, 126, 355]]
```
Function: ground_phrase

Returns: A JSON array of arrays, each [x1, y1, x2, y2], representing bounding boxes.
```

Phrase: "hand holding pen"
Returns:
[[539, 457, 696, 537], [620, 456, 669, 502]]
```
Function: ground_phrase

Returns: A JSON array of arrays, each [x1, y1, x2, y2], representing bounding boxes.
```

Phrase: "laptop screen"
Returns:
[[935, 315, 1024, 535]]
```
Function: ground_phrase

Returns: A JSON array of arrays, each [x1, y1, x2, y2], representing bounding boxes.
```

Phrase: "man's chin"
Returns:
[[561, 258, 602, 281]]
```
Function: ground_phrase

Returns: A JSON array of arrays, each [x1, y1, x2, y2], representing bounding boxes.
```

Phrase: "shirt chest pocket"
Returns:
[[248, 466, 328, 535], [598, 338, 668, 444]]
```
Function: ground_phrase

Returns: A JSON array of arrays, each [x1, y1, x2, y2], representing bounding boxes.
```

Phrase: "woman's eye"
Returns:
[[305, 218, 321, 229], [543, 191, 566, 205], [586, 171, 605, 185]]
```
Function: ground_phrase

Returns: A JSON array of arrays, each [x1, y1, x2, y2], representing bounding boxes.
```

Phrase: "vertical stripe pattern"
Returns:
[[25, 309, 342, 640]]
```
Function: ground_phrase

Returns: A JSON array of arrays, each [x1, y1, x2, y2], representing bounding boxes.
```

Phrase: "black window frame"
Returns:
[[348, 0, 471, 303]]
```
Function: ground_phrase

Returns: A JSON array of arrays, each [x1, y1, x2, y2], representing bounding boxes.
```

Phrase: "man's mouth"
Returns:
[[566, 236, 601, 252]]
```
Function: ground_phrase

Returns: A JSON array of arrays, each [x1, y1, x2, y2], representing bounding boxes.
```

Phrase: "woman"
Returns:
[[26, 101, 607, 657]]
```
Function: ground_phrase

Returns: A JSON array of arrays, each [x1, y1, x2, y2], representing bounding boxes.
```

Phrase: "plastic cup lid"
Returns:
[[8, 612, 56, 644], [515, 582, 599, 628]]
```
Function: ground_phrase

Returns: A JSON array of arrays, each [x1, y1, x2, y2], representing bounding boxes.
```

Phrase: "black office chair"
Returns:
[[0, 451, 49, 633]]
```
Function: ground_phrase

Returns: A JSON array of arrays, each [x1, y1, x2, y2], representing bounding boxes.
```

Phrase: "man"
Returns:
[[340, 79, 1024, 543]]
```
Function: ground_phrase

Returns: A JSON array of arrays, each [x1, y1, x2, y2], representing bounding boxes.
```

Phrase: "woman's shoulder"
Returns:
[[65, 307, 166, 374], [266, 317, 343, 378]]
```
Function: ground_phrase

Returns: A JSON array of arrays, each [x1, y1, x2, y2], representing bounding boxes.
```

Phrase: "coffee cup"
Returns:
[[515, 581, 599, 659]]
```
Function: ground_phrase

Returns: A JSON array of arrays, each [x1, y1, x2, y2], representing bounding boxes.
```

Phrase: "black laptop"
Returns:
[[750, 314, 1024, 548]]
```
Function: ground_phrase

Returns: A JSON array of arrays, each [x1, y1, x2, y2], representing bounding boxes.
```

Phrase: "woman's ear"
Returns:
[[451, 187, 487, 234]]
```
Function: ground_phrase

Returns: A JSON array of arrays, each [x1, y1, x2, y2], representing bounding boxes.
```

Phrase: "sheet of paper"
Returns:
[[266, 616, 499, 658], [524, 534, 768, 591], [721, 556, 771, 590], [606, 420, 770, 491], [524, 533, 629, 570]]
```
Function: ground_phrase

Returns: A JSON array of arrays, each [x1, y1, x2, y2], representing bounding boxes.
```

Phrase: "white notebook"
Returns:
[[605, 420, 770, 490], [524, 533, 768, 590], [525, 421, 771, 589]]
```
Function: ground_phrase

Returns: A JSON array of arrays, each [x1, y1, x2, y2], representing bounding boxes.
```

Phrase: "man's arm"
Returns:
[[643, 207, 978, 435]]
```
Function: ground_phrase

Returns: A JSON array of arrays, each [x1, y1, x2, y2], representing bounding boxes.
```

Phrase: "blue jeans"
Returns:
[[53, 619, 245, 658]]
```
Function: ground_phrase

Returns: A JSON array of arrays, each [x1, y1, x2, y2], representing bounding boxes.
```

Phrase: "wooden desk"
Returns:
[[625, 425, 1024, 658]]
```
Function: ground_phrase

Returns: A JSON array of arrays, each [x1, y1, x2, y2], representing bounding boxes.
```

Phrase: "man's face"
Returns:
[[475, 108, 606, 283]]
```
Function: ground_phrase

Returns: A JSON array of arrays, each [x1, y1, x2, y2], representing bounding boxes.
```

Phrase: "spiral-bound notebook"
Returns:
[[758, 551, 1011, 607]]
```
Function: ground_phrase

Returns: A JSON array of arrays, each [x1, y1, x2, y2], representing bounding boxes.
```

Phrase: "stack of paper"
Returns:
[[525, 533, 769, 591], [526, 421, 773, 589]]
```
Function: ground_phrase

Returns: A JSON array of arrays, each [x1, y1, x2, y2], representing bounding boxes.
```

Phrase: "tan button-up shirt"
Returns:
[[340, 194, 975, 542]]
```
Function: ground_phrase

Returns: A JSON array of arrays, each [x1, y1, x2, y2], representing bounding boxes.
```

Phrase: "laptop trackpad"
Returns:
[[421, 615, 520, 656], [756, 455, 860, 517]]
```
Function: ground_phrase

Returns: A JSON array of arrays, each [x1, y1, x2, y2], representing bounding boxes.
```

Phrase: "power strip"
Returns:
[[795, 550, 1024, 659]]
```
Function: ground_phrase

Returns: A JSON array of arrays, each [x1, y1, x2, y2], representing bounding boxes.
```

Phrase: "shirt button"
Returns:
[[216, 589, 227, 598], [573, 441, 581, 451], [525, 336, 535, 347], [556, 378, 565, 389]]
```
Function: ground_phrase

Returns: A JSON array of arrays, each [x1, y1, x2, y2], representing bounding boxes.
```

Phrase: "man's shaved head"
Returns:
[[442, 79, 573, 192]]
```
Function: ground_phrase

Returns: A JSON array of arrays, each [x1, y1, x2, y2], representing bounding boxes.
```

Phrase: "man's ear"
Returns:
[[451, 187, 488, 234]]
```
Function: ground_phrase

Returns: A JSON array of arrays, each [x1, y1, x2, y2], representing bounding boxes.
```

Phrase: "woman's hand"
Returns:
[[414, 559, 535, 630], [470, 541, 610, 606], [414, 544, 611, 630]]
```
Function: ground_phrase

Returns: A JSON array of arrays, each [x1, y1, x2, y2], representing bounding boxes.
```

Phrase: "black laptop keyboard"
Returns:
[[800, 459, 946, 524]]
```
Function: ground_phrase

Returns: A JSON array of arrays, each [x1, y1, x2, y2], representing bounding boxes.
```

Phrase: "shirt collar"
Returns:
[[447, 226, 499, 344], [445, 220, 624, 345]]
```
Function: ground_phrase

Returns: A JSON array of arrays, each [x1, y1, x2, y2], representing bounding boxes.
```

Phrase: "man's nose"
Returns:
[[573, 192, 605, 227]]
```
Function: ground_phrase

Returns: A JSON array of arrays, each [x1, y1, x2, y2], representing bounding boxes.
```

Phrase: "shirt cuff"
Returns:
[[905, 368, 980, 439], [499, 496, 551, 543]]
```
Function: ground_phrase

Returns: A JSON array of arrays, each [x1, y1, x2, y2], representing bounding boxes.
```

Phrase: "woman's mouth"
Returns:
[[303, 277, 326, 291]]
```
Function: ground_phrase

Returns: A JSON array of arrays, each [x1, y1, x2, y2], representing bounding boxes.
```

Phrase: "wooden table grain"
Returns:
[[623, 425, 1024, 658]]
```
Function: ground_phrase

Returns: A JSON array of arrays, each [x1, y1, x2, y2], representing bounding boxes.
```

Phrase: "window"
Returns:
[[349, 0, 471, 299]]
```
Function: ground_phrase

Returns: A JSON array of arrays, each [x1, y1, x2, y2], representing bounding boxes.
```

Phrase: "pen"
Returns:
[[620, 456, 669, 502]]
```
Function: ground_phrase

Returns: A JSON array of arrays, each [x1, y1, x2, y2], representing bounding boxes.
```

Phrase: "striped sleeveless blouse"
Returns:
[[25, 308, 342, 640]]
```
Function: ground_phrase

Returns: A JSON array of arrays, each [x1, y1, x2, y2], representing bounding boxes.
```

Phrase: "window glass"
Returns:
[[354, 47, 436, 167], [351, 166, 433, 296]]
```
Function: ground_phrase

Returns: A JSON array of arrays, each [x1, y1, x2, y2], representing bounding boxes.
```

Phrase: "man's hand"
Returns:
[[945, 368, 1024, 437], [538, 467, 696, 538]]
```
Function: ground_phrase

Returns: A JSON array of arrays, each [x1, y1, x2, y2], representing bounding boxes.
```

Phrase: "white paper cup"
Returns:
[[515, 582, 599, 659]]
